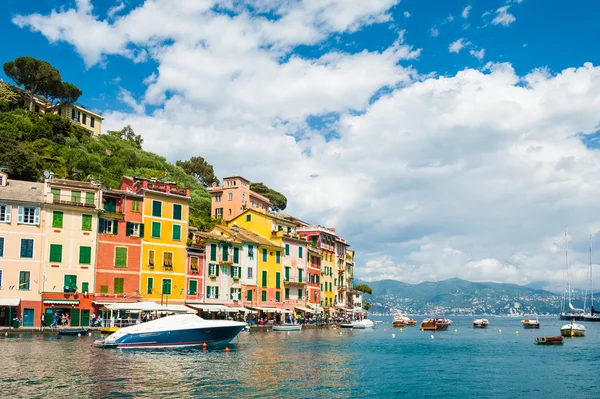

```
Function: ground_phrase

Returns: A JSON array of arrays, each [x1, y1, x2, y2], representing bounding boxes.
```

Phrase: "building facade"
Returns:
[[186, 229, 205, 304], [208, 175, 271, 222]]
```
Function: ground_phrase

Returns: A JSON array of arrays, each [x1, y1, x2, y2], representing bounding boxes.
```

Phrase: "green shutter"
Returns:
[[285, 267, 290, 281], [79, 246, 91, 264], [233, 247, 239, 264], [147, 278, 154, 295], [285, 288, 290, 299], [189, 280, 198, 295], [115, 247, 128, 267], [222, 245, 229, 261], [52, 211, 63, 228], [151, 221, 161, 238], [299, 247, 303, 258], [70, 309, 80, 327], [64, 275, 77, 290], [49, 244, 62, 262], [71, 191, 81, 203], [276, 272, 281, 289], [98, 218, 106, 233], [85, 192, 94, 205], [114, 278, 124, 294], [247, 289, 252, 301], [299, 269, 303, 283], [173, 204, 182, 220], [276, 291, 281, 302], [152, 200, 162, 217], [262, 248, 267, 262], [276, 251, 280, 264], [100, 285, 108, 294], [126, 222, 132, 236], [210, 244, 217, 261], [162, 279, 171, 295], [113, 220, 119, 235], [298, 288, 302, 299], [261, 290, 266, 302], [51, 188, 60, 202], [82, 282, 89, 292], [131, 199, 140, 212], [262, 270, 267, 287], [215, 286, 219, 298], [82, 214, 92, 231], [139, 223, 144, 238], [285, 244, 290, 255], [172, 224, 181, 241]]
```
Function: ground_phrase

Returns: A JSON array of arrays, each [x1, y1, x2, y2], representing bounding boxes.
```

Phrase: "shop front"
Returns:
[[42, 294, 93, 327], [0, 299, 20, 327]]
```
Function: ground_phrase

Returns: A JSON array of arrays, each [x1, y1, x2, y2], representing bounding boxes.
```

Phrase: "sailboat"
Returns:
[[559, 228, 585, 321], [584, 235, 600, 322]]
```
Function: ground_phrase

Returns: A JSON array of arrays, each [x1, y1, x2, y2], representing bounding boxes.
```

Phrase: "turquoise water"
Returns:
[[1, 316, 599, 398]]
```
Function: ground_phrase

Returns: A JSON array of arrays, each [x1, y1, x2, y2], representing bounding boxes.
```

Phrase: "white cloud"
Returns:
[[430, 27, 439, 37], [449, 38, 470, 53], [13, 2, 600, 288], [446, 14, 454, 22], [492, 5, 516, 26], [470, 48, 485, 61], [404, 11, 410, 18], [462, 5, 472, 19], [107, 1, 125, 19]]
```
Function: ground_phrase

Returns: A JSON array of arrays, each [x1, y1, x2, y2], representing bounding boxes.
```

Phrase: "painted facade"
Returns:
[[186, 229, 205, 304], [334, 237, 349, 311], [41, 176, 102, 327], [120, 177, 190, 305], [208, 175, 271, 222], [0, 173, 45, 327], [95, 189, 144, 301], [307, 246, 322, 307]]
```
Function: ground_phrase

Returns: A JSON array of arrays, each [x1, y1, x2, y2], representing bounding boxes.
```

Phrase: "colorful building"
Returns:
[[208, 175, 271, 221], [41, 175, 102, 327], [307, 246, 322, 309], [334, 236, 349, 312], [94, 189, 144, 303], [120, 177, 190, 305], [186, 228, 205, 304], [0, 172, 45, 327]]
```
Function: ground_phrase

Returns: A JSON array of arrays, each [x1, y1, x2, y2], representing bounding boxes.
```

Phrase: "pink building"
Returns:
[[186, 228, 205, 304], [208, 175, 271, 221]]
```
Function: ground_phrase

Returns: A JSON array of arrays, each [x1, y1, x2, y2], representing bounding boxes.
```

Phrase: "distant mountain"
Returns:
[[359, 277, 592, 316]]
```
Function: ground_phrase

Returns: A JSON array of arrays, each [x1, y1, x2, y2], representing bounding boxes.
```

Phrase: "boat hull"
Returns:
[[421, 318, 452, 331], [473, 324, 488, 329], [58, 329, 88, 336], [560, 328, 585, 337], [339, 323, 354, 329], [535, 336, 564, 345], [272, 325, 302, 331], [559, 313, 585, 321]]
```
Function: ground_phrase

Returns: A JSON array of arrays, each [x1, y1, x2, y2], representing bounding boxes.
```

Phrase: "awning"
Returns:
[[43, 299, 80, 305], [252, 307, 280, 313], [294, 306, 313, 312], [227, 307, 252, 313], [163, 305, 197, 314], [0, 298, 20, 307], [276, 309, 292, 314], [187, 304, 229, 312]]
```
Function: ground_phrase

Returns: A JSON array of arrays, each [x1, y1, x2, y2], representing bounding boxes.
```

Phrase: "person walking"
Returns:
[[50, 312, 58, 328]]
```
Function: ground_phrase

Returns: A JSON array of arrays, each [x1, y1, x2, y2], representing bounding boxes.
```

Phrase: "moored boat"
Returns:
[[272, 324, 302, 331], [392, 314, 417, 327], [560, 322, 585, 337], [473, 319, 489, 329], [420, 318, 452, 331], [95, 314, 245, 349], [58, 329, 88, 336], [339, 323, 354, 329], [521, 318, 540, 329], [352, 319, 375, 329], [534, 336, 564, 345]]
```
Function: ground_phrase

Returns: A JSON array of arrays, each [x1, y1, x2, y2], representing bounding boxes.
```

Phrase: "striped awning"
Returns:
[[43, 299, 80, 305]]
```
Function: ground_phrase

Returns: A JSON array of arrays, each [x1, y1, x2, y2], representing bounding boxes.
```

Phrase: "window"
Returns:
[[248, 245, 254, 258], [115, 247, 127, 267], [0, 237, 3, 257], [57, 107, 62, 116], [275, 291, 281, 302], [20, 239, 34, 258], [208, 263, 219, 276], [246, 214, 251, 222], [98, 218, 118, 235], [299, 247, 303, 258], [131, 199, 141, 212], [215, 194, 221, 202], [152, 200, 162, 217], [52, 211, 63, 228], [162, 279, 172, 295], [230, 288, 241, 301], [0, 204, 11, 222], [285, 267, 290, 282], [163, 252, 173, 269], [231, 266, 241, 279], [49, 244, 63, 262], [222, 245, 229, 262], [64, 275, 77, 292], [82, 282, 89, 293], [190, 257, 199, 272], [276, 251, 281, 264], [91, 117, 95, 128], [172, 224, 182, 241], [189, 280, 198, 295], [228, 209, 232, 215], [81, 214, 92, 231], [210, 244, 217, 261], [85, 192, 95, 205], [71, 191, 81, 203], [261, 290, 267, 302], [114, 278, 124, 295], [228, 193, 233, 201], [247, 267, 253, 279], [262, 270, 267, 287], [104, 198, 117, 212], [147, 277, 154, 294], [100, 285, 108, 294], [18, 206, 39, 225], [298, 288, 303, 299], [285, 288, 290, 299], [35, 104, 40, 113], [82, 113, 87, 125], [215, 208, 223, 218], [173, 204, 182, 220], [148, 250, 155, 268], [275, 272, 281, 289], [72, 109, 80, 121], [233, 247, 239, 264], [126, 222, 141, 237], [247, 289, 252, 301], [207, 286, 219, 299], [262, 248, 267, 262], [285, 244, 289, 256], [299, 269, 303, 283], [151, 221, 161, 238], [79, 246, 92, 264], [19, 271, 31, 290]]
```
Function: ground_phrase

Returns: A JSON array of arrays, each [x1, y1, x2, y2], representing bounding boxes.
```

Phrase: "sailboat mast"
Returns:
[[566, 228, 572, 308], [592, 235, 594, 309]]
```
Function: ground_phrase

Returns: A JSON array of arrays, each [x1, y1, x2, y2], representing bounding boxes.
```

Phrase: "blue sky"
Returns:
[[2, 0, 600, 286]]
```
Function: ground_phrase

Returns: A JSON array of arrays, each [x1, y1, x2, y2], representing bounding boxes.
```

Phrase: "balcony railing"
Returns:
[[283, 273, 307, 285], [53, 198, 96, 209]]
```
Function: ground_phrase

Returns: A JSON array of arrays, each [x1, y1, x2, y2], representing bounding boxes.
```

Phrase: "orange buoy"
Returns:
[[225, 347, 231, 353]]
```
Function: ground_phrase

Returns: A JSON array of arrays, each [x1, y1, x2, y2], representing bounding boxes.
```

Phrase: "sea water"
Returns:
[[0, 316, 598, 398]]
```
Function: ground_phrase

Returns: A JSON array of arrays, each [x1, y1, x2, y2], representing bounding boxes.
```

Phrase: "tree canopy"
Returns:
[[176, 156, 219, 187], [3, 56, 82, 111], [353, 284, 373, 295], [250, 182, 288, 211]]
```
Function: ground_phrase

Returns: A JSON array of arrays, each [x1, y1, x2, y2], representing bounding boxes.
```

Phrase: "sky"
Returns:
[[2, 0, 600, 289]]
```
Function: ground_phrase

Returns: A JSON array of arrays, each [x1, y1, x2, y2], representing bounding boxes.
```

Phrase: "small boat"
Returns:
[[535, 336, 564, 345], [95, 314, 245, 349], [352, 319, 375, 329], [272, 324, 302, 331], [420, 318, 452, 331], [392, 314, 417, 327], [560, 322, 586, 337], [521, 318, 540, 329], [473, 319, 489, 329], [339, 323, 354, 329], [58, 329, 88, 336]]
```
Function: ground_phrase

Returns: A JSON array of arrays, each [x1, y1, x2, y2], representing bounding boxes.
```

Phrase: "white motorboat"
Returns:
[[272, 324, 302, 331], [473, 319, 489, 328], [560, 322, 586, 337], [95, 314, 245, 349], [351, 319, 375, 329]]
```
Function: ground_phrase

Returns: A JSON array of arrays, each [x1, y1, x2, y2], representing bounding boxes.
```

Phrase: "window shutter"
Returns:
[[113, 221, 119, 235], [98, 218, 105, 233], [173, 204, 182, 220], [222, 245, 228, 261], [247, 289, 252, 301], [125, 222, 132, 236], [299, 247, 303, 258], [210, 244, 217, 261], [230, 287, 234, 299], [216, 264, 220, 276], [17, 206, 24, 223], [4, 205, 11, 223], [139, 223, 144, 238], [262, 270, 267, 287], [285, 244, 290, 256], [215, 287, 219, 298], [276, 272, 281, 289], [233, 247, 239, 264]]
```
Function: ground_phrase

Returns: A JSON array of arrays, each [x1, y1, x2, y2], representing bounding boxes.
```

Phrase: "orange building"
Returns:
[[208, 175, 271, 221]]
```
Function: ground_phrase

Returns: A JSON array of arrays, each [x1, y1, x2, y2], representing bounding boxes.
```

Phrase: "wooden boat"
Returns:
[[392, 314, 417, 327], [420, 318, 452, 331], [473, 319, 489, 328], [535, 336, 564, 345], [560, 322, 585, 337], [521, 318, 540, 329], [272, 324, 302, 331], [58, 329, 88, 336]]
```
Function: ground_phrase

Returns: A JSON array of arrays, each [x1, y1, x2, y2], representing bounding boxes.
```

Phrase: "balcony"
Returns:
[[53, 198, 96, 209], [283, 273, 307, 286], [271, 230, 308, 242], [102, 211, 124, 220]]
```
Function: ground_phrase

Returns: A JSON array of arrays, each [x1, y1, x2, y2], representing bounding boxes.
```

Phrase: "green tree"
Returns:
[[175, 156, 219, 187], [0, 131, 41, 181], [0, 82, 20, 110], [107, 125, 144, 149], [250, 182, 287, 211], [353, 284, 373, 295]]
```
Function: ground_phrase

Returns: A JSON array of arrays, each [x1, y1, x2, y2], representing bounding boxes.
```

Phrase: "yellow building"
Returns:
[[120, 177, 190, 304]]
